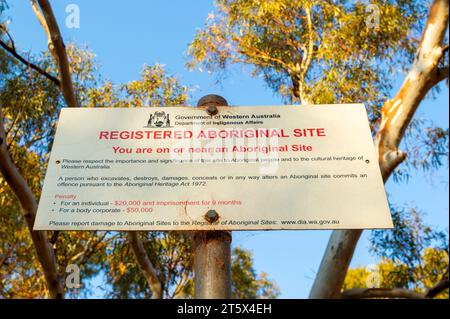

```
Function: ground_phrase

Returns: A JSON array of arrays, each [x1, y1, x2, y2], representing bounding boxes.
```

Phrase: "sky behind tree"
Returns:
[[4, 0, 448, 298]]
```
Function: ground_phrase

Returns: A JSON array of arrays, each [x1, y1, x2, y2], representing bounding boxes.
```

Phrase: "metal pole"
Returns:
[[193, 94, 232, 299]]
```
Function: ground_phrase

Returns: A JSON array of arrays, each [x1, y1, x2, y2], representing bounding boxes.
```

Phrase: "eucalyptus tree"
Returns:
[[187, 0, 449, 298]]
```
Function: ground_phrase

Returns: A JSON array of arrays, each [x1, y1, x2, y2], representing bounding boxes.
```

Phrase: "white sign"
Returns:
[[34, 105, 392, 231]]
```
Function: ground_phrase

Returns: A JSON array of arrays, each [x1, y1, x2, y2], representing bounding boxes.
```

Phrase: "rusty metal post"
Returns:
[[194, 94, 232, 299]]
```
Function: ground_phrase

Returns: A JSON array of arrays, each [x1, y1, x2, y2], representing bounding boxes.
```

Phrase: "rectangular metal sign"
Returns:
[[34, 105, 392, 230]]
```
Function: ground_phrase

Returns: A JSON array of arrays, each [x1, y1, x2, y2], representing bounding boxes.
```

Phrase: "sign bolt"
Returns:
[[204, 210, 219, 223], [206, 105, 218, 116]]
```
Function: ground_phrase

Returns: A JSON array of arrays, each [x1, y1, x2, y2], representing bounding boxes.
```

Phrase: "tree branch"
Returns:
[[375, 0, 449, 180], [425, 266, 449, 298], [0, 38, 60, 85], [29, 0, 164, 299], [31, 0, 79, 108], [69, 231, 109, 265], [234, 37, 293, 72], [128, 232, 163, 299], [431, 65, 449, 87], [341, 288, 425, 299], [0, 107, 64, 298], [341, 269, 449, 299], [310, 0, 449, 299], [426, 279, 449, 298], [30, 0, 50, 37], [301, 5, 314, 78], [0, 25, 16, 50], [1, 0, 81, 299]]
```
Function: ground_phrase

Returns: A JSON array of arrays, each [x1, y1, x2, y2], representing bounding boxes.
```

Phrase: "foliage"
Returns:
[[370, 204, 448, 274], [342, 205, 449, 298], [0, 35, 278, 298], [391, 117, 449, 182], [84, 64, 188, 109], [105, 234, 279, 299], [1, 0, 448, 299], [188, 0, 448, 176], [231, 247, 280, 299], [0, 0, 7, 24], [188, 0, 426, 109], [343, 248, 448, 298], [105, 232, 193, 299], [189, 6, 449, 297]]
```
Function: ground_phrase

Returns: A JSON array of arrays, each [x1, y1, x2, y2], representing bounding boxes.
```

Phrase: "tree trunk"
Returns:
[[128, 232, 163, 299], [29, 0, 164, 298], [309, 0, 449, 299], [31, 0, 79, 108], [0, 108, 64, 298]]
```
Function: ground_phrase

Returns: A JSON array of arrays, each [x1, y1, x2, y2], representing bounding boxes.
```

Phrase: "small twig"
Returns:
[[0, 25, 16, 51]]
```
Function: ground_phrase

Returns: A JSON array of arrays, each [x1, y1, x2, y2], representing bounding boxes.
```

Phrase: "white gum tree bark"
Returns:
[[310, 0, 449, 299]]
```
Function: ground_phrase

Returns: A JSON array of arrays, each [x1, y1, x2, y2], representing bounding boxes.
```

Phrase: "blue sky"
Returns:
[[4, 0, 448, 298]]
